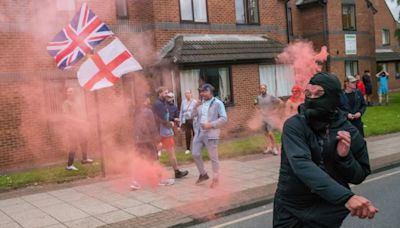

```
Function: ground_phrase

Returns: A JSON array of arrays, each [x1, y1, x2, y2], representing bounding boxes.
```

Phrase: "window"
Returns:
[[287, 6, 294, 39], [116, 0, 128, 19], [259, 65, 295, 97], [342, 4, 356, 31], [179, 0, 208, 23], [345, 61, 359, 77], [179, 67, 233, 105], [396, 62, 400, 79], [235, 0, 259, 24], [382, 29, 390, 46]]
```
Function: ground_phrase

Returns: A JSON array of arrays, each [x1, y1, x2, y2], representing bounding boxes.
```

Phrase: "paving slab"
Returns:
[[0, 210, 13, 225], [0, 222, 22, 228], [40, 203, 89, 222], [64, 216, 105, 228], [7, 208, 60, 228], [69, 197, 117, 215], [94, 210, 135, 224], [123, 204, 162, 217]]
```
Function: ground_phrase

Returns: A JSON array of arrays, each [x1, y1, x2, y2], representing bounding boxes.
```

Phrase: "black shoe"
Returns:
[[210, 178, 219, 188], [195, 173, 209, 185], [175, 170, 189, 179]]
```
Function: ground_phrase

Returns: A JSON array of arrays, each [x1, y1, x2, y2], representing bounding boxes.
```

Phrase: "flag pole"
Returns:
[[94, 91, 106, 177]]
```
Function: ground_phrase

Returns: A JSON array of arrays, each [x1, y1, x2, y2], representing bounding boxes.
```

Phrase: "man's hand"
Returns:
[[345, 195, 379, 219], [354, 112, 361, 119], [170, 121, 175, 128], [347, 113, 354, 120], [201, 122, 213, 129], [336, 131, 351, 157]]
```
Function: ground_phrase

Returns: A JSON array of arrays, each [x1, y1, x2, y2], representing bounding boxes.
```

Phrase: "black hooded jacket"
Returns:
[[276, 105, 371, 207]]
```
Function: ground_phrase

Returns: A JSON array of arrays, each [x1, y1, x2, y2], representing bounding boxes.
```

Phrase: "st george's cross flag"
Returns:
[[77, 38, 142, 91], [47, 3, 113, 70]]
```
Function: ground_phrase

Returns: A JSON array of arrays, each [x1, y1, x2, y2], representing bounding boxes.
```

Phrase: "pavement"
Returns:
[[1, 133, 400, 228]]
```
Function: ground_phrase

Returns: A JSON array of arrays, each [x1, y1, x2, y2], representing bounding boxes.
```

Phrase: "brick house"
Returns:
[[0, 0, 397, 171], [374, 0, 400, 90]]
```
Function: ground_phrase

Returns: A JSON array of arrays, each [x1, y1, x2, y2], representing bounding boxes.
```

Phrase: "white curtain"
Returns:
[[259, 65, 277, 96], [235, 0, 245, 23], [218, 68, 230, 102], [193, 0, 207, 22], [275, 64, 295, 97], [180, 0, 193, 21], [180, 69, 200, 101]]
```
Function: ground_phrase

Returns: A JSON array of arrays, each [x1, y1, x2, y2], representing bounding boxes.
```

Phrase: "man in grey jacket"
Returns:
[[192, 84, 228, 188]]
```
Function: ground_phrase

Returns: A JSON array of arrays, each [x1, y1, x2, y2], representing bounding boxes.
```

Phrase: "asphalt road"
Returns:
[[190, 166, 400, 228]]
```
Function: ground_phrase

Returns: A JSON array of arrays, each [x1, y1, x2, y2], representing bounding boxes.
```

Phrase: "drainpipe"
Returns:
[[319, 0, 329, 72], [285, 0, 291, 43]]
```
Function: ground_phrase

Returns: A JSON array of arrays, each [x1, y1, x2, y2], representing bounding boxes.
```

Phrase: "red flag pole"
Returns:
[[94, 91, 106, 177]]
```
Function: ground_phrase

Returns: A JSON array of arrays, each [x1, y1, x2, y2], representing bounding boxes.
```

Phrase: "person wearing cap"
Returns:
[[191, 83, 227, 188], [340, 75, 367, 137], [254, 84, 283, 155], [286, 85, 304, 117], [376, 70, 390, 105], [273, 72, 377, 227], [166, 92, 180, 123], [152, 86, 189, 179]]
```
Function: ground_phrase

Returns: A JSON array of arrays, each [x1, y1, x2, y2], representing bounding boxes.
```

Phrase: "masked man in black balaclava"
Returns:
[[273, 72, 378, 228]]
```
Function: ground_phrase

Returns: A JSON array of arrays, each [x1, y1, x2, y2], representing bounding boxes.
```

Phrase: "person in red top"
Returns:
[[355, 75, 367, 101], [286, 85, 304, 117]]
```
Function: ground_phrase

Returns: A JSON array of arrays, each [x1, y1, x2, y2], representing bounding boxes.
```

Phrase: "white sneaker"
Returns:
[[185, 150, 191, 155], [158, 151, 162, 157], [272, 148, 279, 156], [263, 147, 272, 154], [66, 165, 78, 171], [130, 181, 141, 190], [81, 159, 93, 164], [159, 178, 175, 186]]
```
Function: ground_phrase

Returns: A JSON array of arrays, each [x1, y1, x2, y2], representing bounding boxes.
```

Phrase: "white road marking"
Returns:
[[211, 169, 400, 228], [363, 169, 400, 184], [211, 209, 273, 228]]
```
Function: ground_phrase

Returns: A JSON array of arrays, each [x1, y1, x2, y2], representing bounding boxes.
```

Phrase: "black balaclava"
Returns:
[[304, 72, 342, 131]]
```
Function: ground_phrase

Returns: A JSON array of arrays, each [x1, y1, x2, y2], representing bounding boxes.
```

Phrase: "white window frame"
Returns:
[[235, 0, 259, 24], [382, 29, 390, 46], [345, 60, 359, 77], [259, 64, 295, 97], [179, 0, 208, 23]]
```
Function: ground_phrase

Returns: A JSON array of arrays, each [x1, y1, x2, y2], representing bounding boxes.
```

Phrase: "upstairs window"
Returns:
[[180, 0, 208, 23], [116, 0, 128, 19], [235, 0, 259, 24], [382, 29, 390, 46], [342, 4, 356, 31]]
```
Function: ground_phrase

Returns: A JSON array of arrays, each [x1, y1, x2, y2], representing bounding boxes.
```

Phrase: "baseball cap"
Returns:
[[345, 75, 358, 83], [166, 92, 174, 97]]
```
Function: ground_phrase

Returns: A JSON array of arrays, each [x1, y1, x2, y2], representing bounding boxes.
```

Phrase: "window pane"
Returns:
[[345, 62, 352, 77], [193, 0, 207, 22], [235, 0, 246, 24], [248, 0, 259, 24], [259, 65, 277, 96], [180, 69, 200, 101], [180, 0, 193, 21], [342, 5, 355, 30], [218, 68, 232, 104], [382, 29, 390, 45], [275, 65, 295, 97], [116, 0, 128, 18]]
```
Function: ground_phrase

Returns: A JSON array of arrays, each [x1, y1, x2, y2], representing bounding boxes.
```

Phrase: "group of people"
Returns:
[[132, 83, 227, 189]]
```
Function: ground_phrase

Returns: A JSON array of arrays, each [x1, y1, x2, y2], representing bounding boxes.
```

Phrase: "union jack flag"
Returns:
[[47, 3, 113, 70]]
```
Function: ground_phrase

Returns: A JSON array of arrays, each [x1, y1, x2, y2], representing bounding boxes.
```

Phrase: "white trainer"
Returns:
[[185, 150, 191, 155], [66, 165, 78, 171]]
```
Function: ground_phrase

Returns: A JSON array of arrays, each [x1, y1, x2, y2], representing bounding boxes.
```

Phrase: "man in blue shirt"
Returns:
[[376, 70, 389, 105], [153, 87, 188, 179]]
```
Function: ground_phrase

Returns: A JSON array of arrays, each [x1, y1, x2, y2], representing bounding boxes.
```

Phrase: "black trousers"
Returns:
[[136, 143, 158, 161], [273, 196, 349, 228], [350, 119, 364, 137], [67, 132, 88, 166], [183, 119, 194, 150]]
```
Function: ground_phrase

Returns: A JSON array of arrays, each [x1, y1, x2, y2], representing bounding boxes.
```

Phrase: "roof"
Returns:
[[385, 0, 400, 22], [160, 34, 285, 65], [376, 51, 400, 62], [296, 0, 326, 7]]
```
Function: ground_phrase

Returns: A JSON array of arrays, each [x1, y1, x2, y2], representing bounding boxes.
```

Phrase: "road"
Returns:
[[190, 166, 400, 228]]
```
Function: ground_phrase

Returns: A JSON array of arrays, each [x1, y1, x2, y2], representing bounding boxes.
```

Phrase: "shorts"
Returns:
[[379, 87, 388, 95], [161, 136, 175, 151], [263, 122, 274, 133]]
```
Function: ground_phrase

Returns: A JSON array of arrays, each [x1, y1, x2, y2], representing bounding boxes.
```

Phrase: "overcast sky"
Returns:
[[386, 0, 400, 22]]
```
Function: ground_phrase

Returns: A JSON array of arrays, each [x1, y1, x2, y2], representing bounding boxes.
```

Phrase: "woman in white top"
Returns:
[[179, 89, 197, 154]]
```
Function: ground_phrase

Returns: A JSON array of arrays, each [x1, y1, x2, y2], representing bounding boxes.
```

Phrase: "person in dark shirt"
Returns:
[[273, 72, 378, 228], [362, 70, 373, 106], [340, 75, 367, 137]]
